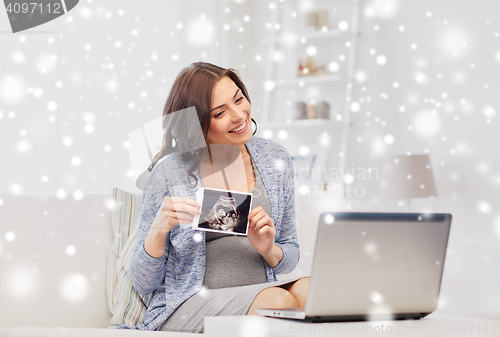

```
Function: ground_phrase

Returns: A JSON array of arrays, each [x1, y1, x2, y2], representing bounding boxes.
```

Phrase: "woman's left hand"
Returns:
[[247, 206, 275, 256]]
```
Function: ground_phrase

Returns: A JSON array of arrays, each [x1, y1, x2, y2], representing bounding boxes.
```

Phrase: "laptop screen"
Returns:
[[305, 212, 452, 318]]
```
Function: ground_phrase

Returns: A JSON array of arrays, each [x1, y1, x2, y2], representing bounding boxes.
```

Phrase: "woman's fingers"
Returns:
[[172, 196, 201, 210], [249, 212, 265, 227], [258, 224, 275, 237], [164, 196, 201, 215], [172, 203, 201, 216], [248, 206, 263, 220], [168, 210, 195, 223], [154, 197, 202, 233], [254, 216, 273, 232], [249, 208, 274, 230]]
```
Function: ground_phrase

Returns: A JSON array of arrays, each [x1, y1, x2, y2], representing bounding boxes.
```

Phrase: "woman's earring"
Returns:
[[251, 118, 258, 136]]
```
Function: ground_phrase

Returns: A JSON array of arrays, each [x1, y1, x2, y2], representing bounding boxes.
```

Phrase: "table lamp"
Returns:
[[379, 154, 438, 212]]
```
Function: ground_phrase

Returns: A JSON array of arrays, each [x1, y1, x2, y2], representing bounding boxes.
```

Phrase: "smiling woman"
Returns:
[[148, 62, 256, 189], [126, 62, 308, 334]]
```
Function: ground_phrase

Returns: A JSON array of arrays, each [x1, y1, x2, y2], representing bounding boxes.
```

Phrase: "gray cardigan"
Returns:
[[129, 136, 300, 330]]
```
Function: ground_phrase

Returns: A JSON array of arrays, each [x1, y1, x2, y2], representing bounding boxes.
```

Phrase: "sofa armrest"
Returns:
[[0, 327, 202, 337]]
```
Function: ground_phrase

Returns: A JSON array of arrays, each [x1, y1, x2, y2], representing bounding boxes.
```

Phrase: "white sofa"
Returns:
[[0, 192, 498, 336], [0, 191, 200, 337]]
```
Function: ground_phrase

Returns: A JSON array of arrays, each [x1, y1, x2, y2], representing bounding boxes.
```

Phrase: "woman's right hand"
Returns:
[[151, 196, 202, 235], [145, 197, 201, 258]]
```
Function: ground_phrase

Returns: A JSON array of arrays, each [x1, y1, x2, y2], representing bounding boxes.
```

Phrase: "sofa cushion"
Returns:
[[106, 188, 152, 327], [436, 242, 500, 319], [0, 193, 113, 328]]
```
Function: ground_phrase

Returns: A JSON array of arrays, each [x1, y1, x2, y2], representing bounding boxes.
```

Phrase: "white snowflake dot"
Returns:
[[16, 140, 31, 153], [264, 80, 275, 91], [56, 189, 67, 199], [61, 273, 89, 302], [277, 130, 288, 140], [193, 232, 202, 242], [198, 286, 209, 297], [344, 174, 354, 184], [338, 21, 349, 31], [71, 156, 82, 167], [350, 102, 361, 112], [84, 124, 95, 134], [298, 146, 309, 156], [324, 214, 334, 224], [66, 245, 77, 256], [33, 87, 43, 98], [73, 190, 84, 200], [477, 201, 492, 214], [384, 134, 395, 144], [328, 62, 339, 72], [47, 101, 58, 111], [274, 159, 285, 170], [5, 231, 16, 242], [376, 55, 387, 65], [62, 136, 73, 147], [262, 129, 273, 139], [306, 46, 317, 56], [9, 182, 24, 195]]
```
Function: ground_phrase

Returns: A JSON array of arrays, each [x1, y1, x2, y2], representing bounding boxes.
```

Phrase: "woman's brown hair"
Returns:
[[148, 62, 256, 188]]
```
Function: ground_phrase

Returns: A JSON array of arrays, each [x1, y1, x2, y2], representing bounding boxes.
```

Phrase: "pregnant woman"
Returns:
[[129, 62, 309, 333]]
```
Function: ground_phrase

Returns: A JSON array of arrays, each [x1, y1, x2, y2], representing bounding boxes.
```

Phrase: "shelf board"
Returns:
[[273, 74, 341, 87], [262, 29, 348, 44]]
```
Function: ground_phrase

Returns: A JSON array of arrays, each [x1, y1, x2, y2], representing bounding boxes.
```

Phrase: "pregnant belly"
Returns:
[[203, 235, 267, 289]]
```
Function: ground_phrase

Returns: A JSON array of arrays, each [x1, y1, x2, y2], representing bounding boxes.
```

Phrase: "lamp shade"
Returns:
[[380, 154, 437, 199]]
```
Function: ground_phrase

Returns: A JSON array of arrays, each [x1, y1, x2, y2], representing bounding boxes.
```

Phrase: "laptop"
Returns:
[[257, 212, 452, 322]]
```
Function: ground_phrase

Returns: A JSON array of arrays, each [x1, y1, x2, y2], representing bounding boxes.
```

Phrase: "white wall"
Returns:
[[344, 0, 500, 244], [0, 0, 220, 196]]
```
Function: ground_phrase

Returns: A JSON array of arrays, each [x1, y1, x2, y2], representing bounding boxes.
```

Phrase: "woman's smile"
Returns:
[[228, 119, 248, 134]]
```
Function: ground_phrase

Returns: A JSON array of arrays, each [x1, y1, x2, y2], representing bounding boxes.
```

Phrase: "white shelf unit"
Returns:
[[261, 117, 341, 129], [261, 28, 342, 44], [274, 73, 342, 87], [257, 0, 363, 194]]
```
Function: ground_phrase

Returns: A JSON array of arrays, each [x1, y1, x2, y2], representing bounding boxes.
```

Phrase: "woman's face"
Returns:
[[206, 76, 252, 145]]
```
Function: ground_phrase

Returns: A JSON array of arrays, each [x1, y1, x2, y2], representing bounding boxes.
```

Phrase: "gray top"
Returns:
[[202, 158, 272, 289]]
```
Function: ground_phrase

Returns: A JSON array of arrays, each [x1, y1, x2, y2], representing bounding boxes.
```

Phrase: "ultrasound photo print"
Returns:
[[193, 187, 252, 235]]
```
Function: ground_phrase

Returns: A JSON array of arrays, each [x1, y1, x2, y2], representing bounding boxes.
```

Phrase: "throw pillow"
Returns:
[[105, 188, 152, 327]]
